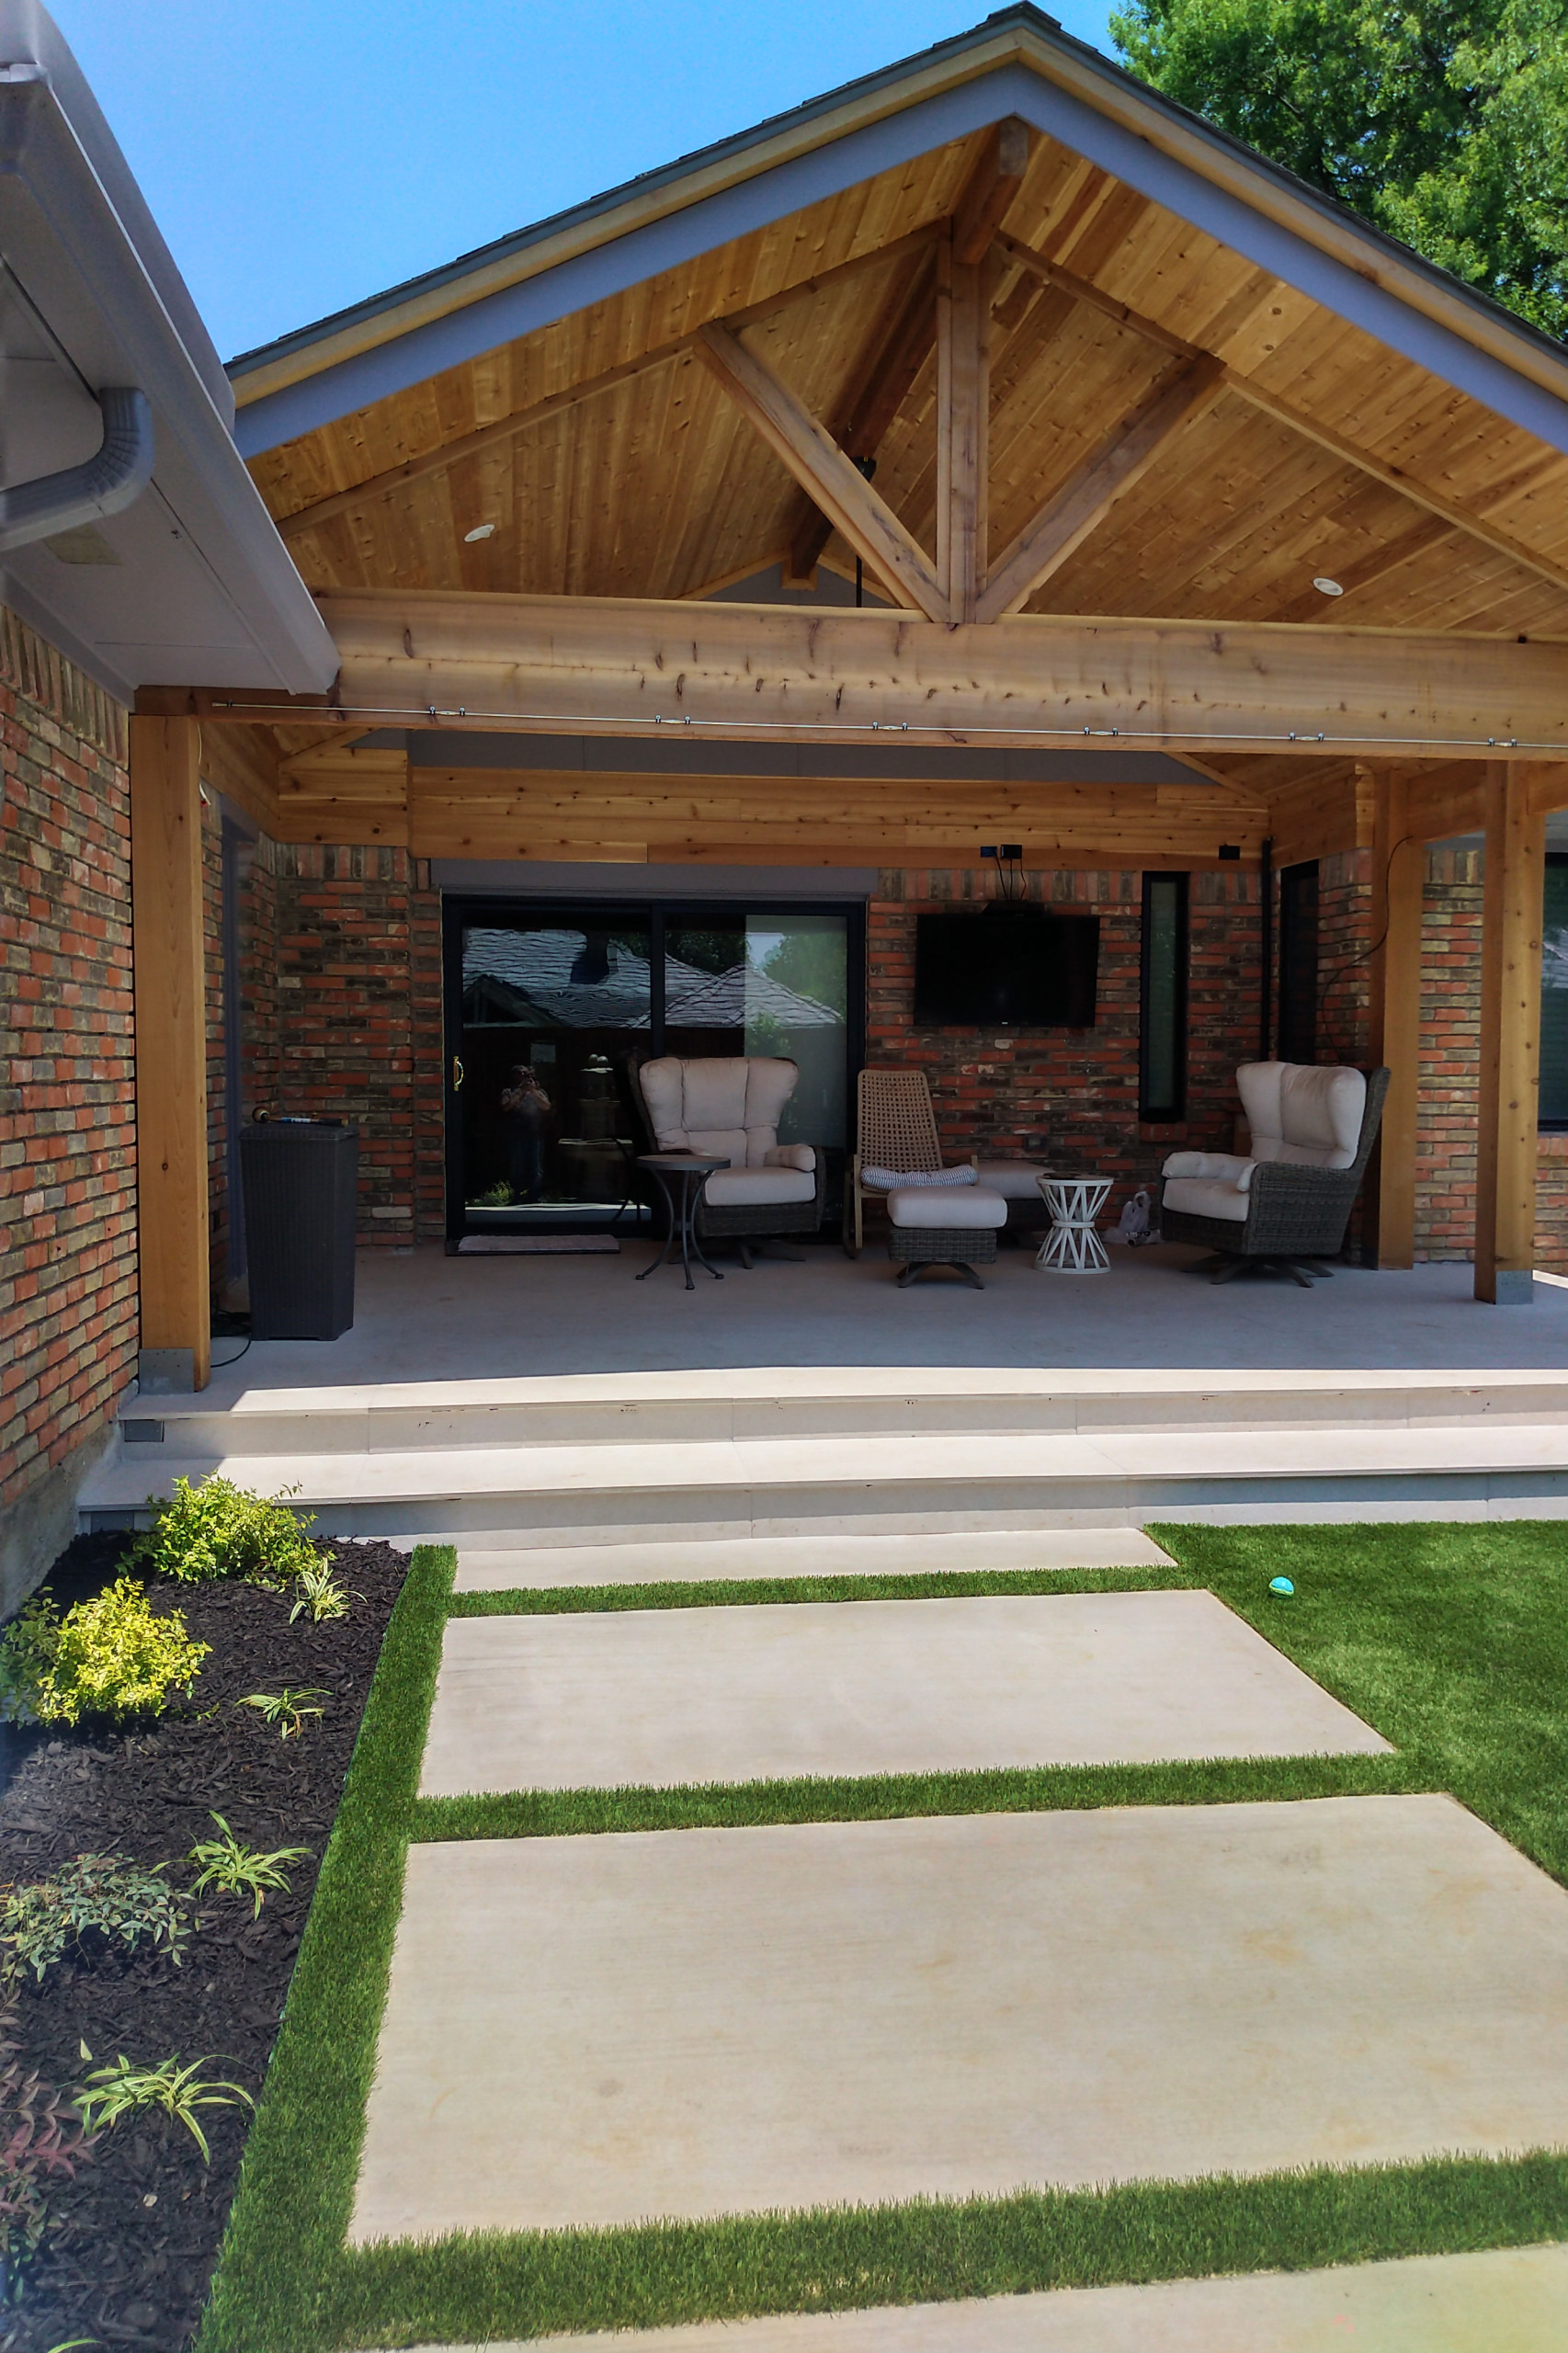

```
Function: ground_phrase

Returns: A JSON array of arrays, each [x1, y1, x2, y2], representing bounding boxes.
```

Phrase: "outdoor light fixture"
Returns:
[[1312, 574, 1344, 596], [463, 522, 496, 542]]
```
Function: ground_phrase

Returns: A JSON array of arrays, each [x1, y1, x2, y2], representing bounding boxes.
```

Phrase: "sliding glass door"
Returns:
[[443, 899, 861, 1239]]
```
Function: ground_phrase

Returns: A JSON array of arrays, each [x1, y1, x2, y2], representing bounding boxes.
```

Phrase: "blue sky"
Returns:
[[51, 2, 1119, 364]]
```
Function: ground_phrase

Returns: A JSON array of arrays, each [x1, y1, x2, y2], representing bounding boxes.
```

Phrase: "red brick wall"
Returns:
[[0, 605, 137, 1554], [868, 866, 1265, 1225], [220, 843, 444, 1246]]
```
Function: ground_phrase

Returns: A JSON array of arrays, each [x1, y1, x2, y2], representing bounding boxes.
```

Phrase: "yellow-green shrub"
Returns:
[[0, 1578, 210, 1726], [126, 1474, 327, 1588]]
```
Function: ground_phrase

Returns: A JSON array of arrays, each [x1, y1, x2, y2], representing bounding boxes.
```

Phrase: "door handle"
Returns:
[[452, 1057, 464, 1091]]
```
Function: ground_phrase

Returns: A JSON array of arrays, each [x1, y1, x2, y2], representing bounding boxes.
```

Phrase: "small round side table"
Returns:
[[1036, 1174, 1113, 1273], [636, 1154, 727, 1290]]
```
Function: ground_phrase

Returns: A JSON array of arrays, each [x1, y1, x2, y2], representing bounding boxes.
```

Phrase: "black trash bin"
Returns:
[[240, 1121, 358, 1339]]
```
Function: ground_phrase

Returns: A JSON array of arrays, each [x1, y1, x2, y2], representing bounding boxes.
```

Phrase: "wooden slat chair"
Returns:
[[846, 1068, 1049, 1256]]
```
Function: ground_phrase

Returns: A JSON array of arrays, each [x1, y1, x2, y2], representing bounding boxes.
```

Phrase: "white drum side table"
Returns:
[[1036, 1174, 1113, 1272]]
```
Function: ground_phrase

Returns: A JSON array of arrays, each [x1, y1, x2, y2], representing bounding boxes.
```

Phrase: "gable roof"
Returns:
[[229, 3, 1568, 460]]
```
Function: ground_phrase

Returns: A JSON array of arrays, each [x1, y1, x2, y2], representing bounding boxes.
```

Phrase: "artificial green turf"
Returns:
[[196, 1540, 456, 2353], [200, 1521, 1568, 2348]]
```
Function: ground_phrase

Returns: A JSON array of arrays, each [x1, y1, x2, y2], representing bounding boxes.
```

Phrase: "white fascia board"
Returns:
[[235, 55, 1568, 465], [0, 61, 336, 690]]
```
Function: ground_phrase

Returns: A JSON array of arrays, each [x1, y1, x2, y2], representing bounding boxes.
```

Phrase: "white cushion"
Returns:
[[764, 1144, 816, 1173], [1162, 1150, 1256, 1189], [888, 1186, 1007, 1230], [973, 1160, 1049, 1199], [1236, 1063, 1364, 1172], [639, 1056, 800, 1166], [862, 1163, 976, 1190], [704, 1167, 816, 1208], [1162, 1175, 1250, 1222]]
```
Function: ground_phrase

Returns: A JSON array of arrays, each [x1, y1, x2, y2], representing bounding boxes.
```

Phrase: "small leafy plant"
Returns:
[[0, 2009, 93, 2267], [74, 2047, 251, 2165], [290, 1560, 349, 1624], [0, 1580, 209, 1728], [187, 1816, 310, 1919], [126, 1473, 329, 1589], [0, 1856, 188, 1992], [238, 1687, 328, 1740]]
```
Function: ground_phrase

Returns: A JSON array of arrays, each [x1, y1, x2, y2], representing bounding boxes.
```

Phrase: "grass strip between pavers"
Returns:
[[199, 1521, 1568, 2348]]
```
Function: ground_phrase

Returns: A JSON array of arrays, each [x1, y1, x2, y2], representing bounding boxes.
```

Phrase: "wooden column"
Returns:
[[1365, 763, 1424, 1267], [1476, 760, 1546, 1303], [130, 715, 210, 1390], [936, 238, 987, 622]]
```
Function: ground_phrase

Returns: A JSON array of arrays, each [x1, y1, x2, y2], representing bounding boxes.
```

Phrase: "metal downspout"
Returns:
[[0, 382, 153, 551]]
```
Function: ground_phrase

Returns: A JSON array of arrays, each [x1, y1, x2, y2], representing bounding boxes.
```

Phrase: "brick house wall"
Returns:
[[869, 865, 1265, 1228], [210, 840, 445, 1253], [0, 606, 137, 1608]]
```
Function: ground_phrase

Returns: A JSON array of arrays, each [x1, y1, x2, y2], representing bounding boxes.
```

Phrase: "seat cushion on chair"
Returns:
[[703, 1166, 816, 1209], [1162, 1175, 1251, 1222], [888, 1186, 1007, 1229], [861, 1163, 976, 1191], [972, 1160, 1049, 1199], [1237, 1062, 1365, 1171], [640, 1055, 800, 1167], [1162, 1150, 1255, 1188]]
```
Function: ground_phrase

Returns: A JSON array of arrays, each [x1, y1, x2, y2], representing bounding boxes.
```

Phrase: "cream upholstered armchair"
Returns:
[[634, 1056, 823, 1266], [1159, 1061, 1390, 1287]]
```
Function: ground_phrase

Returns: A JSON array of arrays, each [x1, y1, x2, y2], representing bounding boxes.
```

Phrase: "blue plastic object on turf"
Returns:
[[1269, 1575, 1295, 1596]]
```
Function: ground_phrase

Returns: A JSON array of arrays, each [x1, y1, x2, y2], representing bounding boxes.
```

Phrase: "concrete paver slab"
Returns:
[[351, 1796, 1568, 2241], [450, 1528, 1176, 1589], [393, 2240, 1568, 2351], [418, 1590, 1389, 1796]]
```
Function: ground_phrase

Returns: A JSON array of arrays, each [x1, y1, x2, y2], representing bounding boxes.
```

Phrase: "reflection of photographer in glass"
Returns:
[[499, 1063, 552, 1201]]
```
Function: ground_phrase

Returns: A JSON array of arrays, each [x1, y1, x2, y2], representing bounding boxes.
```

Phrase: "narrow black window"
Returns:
[[1540, 855, 1568, 1128], [1276, 859, 1320, 1065], [1140, 872, 1187, 1121]]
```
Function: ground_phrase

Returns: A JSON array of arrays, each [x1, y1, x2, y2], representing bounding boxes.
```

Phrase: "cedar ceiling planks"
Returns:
[[249, 120, 1568, 640]]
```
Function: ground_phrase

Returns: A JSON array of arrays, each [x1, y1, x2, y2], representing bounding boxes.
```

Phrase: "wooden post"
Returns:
[[1476, 760, 1546, 1303], [1366, 763, 1423, 1267], [130, 715, 210, 1390], [936, 238, 987, 622]]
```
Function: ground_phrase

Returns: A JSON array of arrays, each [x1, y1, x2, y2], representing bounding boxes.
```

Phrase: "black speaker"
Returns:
[[239, 1122, 358, 1340]]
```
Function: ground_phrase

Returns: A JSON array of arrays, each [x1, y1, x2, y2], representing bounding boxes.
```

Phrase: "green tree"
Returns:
[[1109, 0, 1568, 339]]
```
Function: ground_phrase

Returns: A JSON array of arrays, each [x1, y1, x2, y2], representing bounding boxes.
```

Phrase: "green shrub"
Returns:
[[126, 1473, 328, 1588], [0, 1578, 210, 1728], [0, 1856, 188, 1991]]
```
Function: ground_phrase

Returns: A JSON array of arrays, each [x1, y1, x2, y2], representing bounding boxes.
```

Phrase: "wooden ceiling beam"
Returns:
[[695, 321, 950, 620], [977, 353, 1226, 622], [995, 230, 1568, 607], [260, 589, 1568, 762], [953, 117, 1033, 267], [937, 242, 989, 620]]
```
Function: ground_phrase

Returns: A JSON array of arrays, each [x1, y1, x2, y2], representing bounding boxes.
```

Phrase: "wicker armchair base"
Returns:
[[696, 1166, 823, 1267], [888, 1223, 998, 1290]]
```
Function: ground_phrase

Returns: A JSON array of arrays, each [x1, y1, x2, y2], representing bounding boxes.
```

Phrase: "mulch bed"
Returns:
[[0, 1533, 408, 2351]]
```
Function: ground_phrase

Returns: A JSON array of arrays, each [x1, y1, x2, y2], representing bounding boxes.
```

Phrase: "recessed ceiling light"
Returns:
[[463, 522, 496, 542], [1312, 574, 1344, 597]]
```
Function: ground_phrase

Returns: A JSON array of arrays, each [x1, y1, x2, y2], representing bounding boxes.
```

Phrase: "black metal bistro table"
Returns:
[[635, 1153, 728, 1290]]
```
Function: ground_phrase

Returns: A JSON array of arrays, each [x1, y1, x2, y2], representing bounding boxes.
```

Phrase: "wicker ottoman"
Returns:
[[886, 1186, 1008, 1289]]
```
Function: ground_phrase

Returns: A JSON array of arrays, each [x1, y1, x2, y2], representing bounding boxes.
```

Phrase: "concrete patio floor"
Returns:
[[199, 1240, 1568, 1405]]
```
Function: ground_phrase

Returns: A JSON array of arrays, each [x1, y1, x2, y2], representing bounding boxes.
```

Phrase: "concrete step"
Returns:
[[110, 1366, 1568, 1462], [81, 1416, 1568, 1539]]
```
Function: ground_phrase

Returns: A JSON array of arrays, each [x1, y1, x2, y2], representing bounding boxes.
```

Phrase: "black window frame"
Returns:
[[1540, 853, 1568, 1131], [1276, 858, 1320, 1068], [1139, 870, 1188, 1123], [440, 892, 867, 1240]]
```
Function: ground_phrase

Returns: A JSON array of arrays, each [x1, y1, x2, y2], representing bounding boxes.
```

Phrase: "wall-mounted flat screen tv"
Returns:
[[914, 907, 1099, 1028]]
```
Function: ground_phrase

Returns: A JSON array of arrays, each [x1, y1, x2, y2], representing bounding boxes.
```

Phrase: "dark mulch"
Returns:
[[0, 1532, 408, 2350]]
